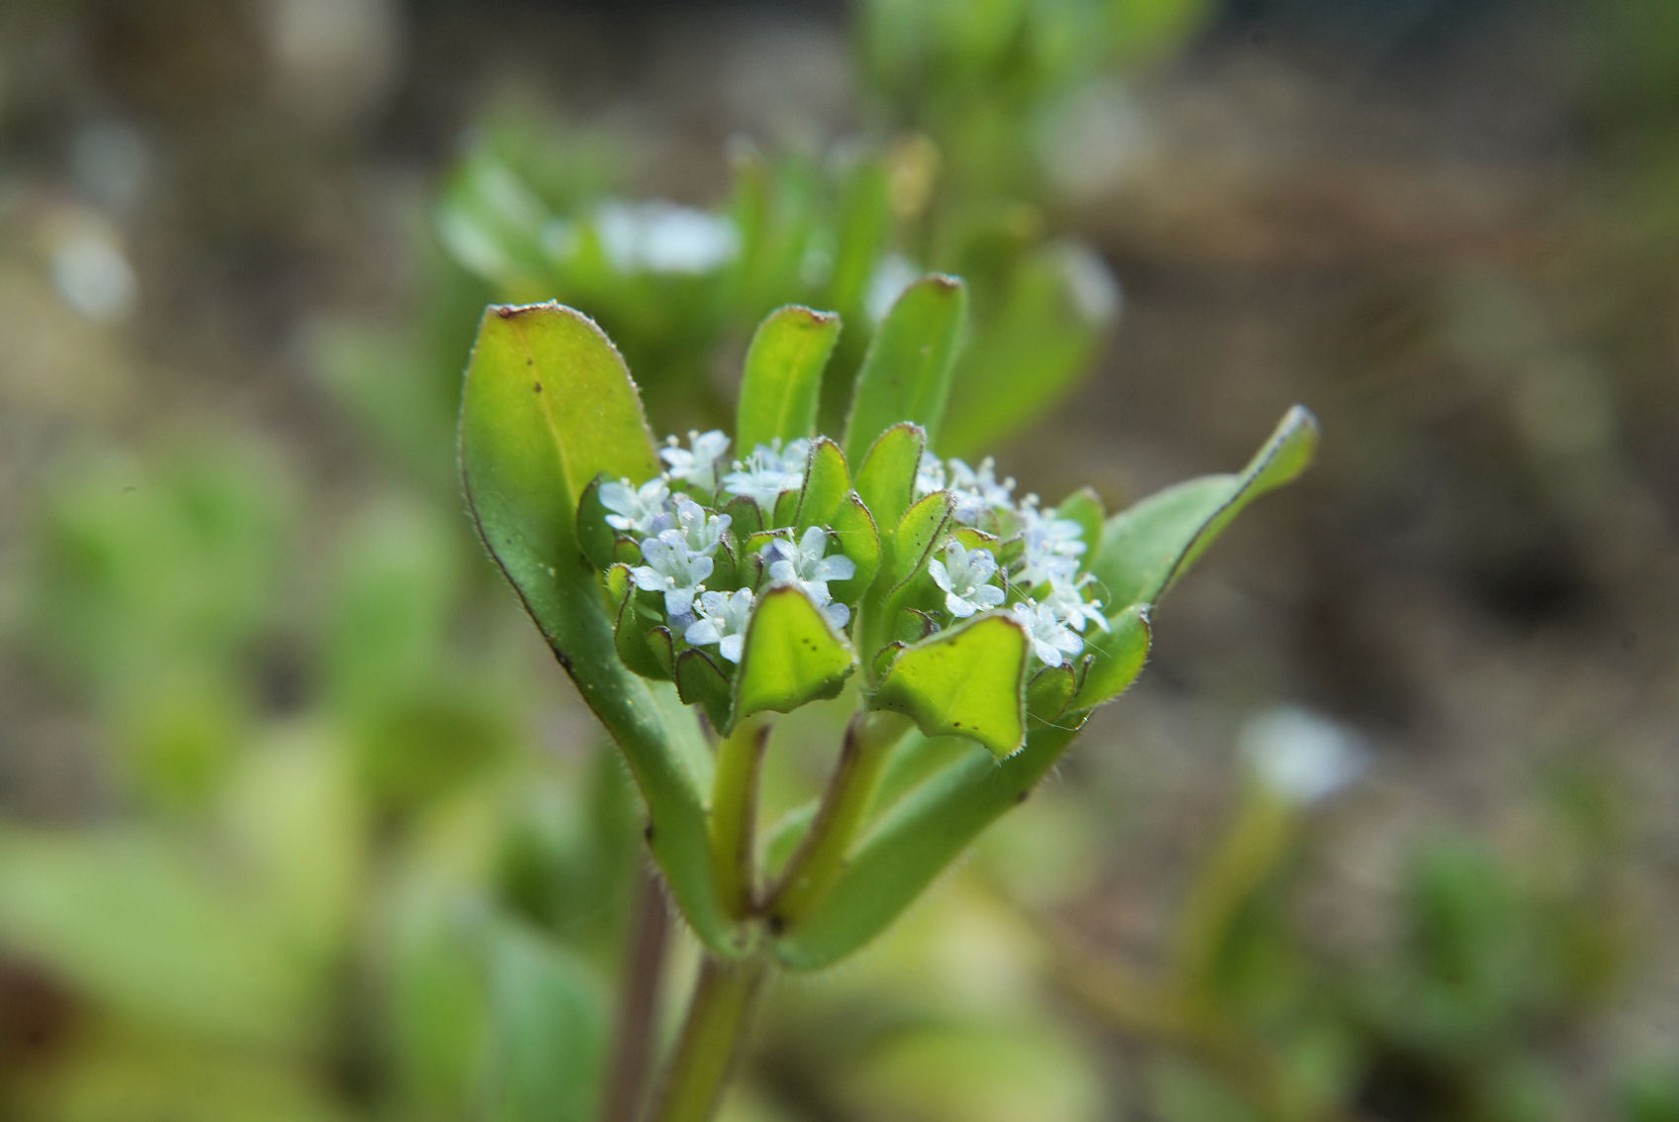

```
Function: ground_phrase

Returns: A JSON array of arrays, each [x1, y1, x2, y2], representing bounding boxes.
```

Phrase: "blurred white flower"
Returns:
[[1238, 705, 1370, 806], [594, 201, 738, 275]]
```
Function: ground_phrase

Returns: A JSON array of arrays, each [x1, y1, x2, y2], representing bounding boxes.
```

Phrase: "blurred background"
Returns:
[[1, 1, 1677, 1120]]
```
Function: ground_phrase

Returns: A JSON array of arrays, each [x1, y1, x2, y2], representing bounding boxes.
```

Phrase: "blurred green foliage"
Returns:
[[3, 1, 1675, 1120]]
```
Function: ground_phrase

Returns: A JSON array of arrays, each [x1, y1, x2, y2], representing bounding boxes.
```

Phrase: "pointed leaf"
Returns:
[[1026, 664, 1077, 724], [842, 275, 968, 463], [1091, 407, 1318, 613], [575, 475, 618, 572], [828, 493, 880, 605], [722, 494, 765, 540], [891, 490, 955, 590], [854, 422, 925, 531], [737, 305, 841, 452], [614, 595, 668, 682], [675, 649, 734, 732], [733, 585, 856, 720], [794, 438, 851, 531], [1068, 606, 1151, 712], [872, 613, 1029, 758], [1054, 487, 1104, 574]]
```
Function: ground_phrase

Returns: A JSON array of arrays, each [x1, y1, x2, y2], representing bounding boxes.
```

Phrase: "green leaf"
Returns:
[[829, 493, 881, 605], [460, 302, 734, 953], [613, 594, 668, 682], [575, 475, 618, 571], [1067, 606, 1151, 712], [460, 304, 659, 576], [1053, 487, 1104, 573], [941, 243, 1115, 456], [872, 613, 1029, 758], [480, 916, 608, 1122], [734, 585, 857, 720], [773, 721, 1081, 970], [736, 305, 841, 452], [794, 438, 852, 531], [1026, 664, 1077, 724], [891, 490, 956, 589], [1090, 406, 1317, 614], [0, 828, 316, 1048], [842, 275, 968, 463], [723, 494, 765, 540], [675, 649, 734, 732], [854, 422, 926, 532]]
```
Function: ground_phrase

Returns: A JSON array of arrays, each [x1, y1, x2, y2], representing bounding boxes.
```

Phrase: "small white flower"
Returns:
[[669, 496, 730, 557], [630, 531, 714, 623], [721, 439, 809, 511], [1041, 573, 1108, 633], [760, 526, 856, 626], [685, 587, 756, 663], [913, 451, 947, 498], [1015, 502, 1087, 586], [947, 457, 1015, 524], [1238, 705, 1369, 806], [1011, 599, 1084, 668], [928, 541, 1006, 619], [660, 430, 731, 492], [594, 201, 738, 275], [601, 477, 671, 535]]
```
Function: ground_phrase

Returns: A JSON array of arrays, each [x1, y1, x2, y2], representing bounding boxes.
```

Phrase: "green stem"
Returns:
[[646, 955, 772, 1122], [765, 710, 909, 927], [1169, 784, 1297, 1004], [710, 717, 771, 920]]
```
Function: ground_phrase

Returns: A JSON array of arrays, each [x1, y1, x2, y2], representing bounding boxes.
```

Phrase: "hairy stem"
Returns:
[[646, 954, 772, 1122]]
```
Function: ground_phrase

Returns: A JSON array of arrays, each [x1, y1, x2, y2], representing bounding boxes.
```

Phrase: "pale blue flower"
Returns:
[[1011, 600, 1084, 668], [661, 430, 730, 492], [685, 588, 756, 664], [601, 477, 671, 535], [947, 457, 1015, 524], [669, 496, 730, 557], [913, 451, 946, 499], [928, 541, 1006, 619], [631, 531, 714, 624], [1041, 573, 1108, 633], [1014, 501, 1087, 586], [722, 439, 809, 511], [761, 526, 856, 627]]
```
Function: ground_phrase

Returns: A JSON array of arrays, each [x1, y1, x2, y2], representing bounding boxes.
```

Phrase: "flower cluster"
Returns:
[[597, 430, 1109, 674], [913, 452, 1108, 668]]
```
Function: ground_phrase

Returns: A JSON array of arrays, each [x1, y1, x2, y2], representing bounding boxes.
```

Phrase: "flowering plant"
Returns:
[[459, 274, 1314, 1118]]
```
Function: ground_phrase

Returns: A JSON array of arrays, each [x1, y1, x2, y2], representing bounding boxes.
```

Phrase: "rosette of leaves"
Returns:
[[460, 274, 1315, 970]]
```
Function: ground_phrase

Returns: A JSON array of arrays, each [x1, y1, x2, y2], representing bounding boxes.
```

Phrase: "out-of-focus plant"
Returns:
[[458, 285, 1315, 1118], [434, 137, 1119, 459], [857, 0, 1214, 203], [1038, 716, 1653, 1122], [0, 445, 639, 1122]]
